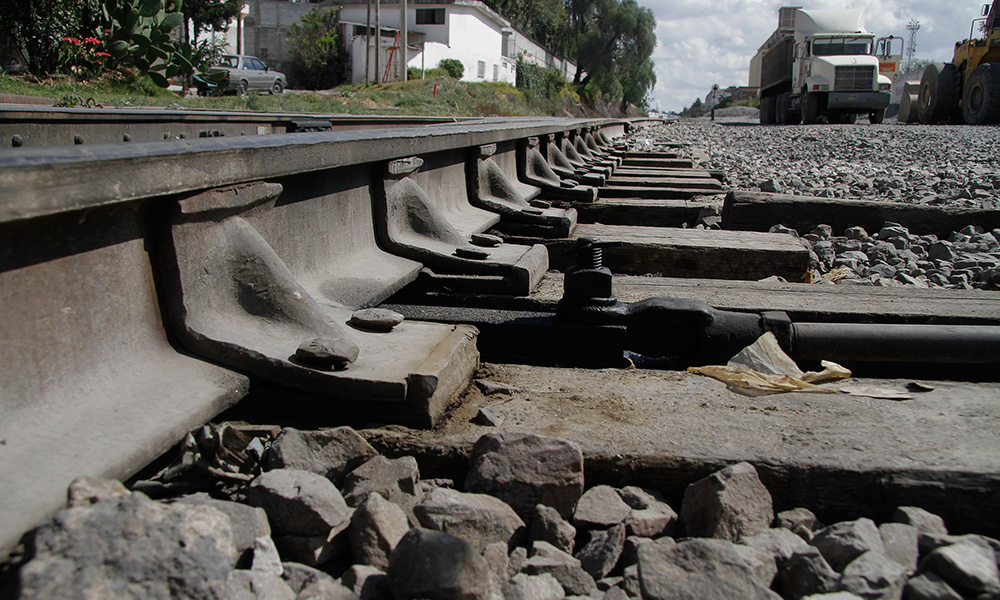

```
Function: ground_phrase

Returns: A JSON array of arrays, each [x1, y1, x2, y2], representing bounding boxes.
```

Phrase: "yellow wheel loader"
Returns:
[[918, 0, 1000, 124]]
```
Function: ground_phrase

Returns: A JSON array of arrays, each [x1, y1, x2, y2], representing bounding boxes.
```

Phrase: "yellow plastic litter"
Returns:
[[687, 332, 851, 396], [817, 266, 852, 283]]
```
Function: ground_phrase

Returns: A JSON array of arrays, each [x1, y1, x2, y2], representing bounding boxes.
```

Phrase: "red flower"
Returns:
[[61, 37, 81, 45], [95, 52, 111, 57], [84, 37, 100, 45]]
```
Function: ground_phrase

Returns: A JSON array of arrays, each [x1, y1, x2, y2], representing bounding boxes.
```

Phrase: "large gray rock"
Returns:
[[530, 503, 576, 554], [250, 536, 283, 576], [387, 528, 490, 600], [622, 564, 640, 597], [574, 485, 632, 529], [893, 507, 948, 536], [225, 570, 297, 600], [245, 469, 352, 538], [178, 493, 271, 566], [66, 476, 130, 507], [349, 492, 410, 568], [837, 551, 908, 600], [576, 523, 626, 580], [296, 578, 361, 600], [530, 540, 579, 565], [414, 487, 526, 553], [778, 546, 841, 600], [732, 543, 779, 588], [503, 573, 564, 600], [741, 527, 810, 567], [18, 492, 236, 600], [879, 522, 919, 573], [342, 564, 391, 600], [919, 542, 1000, 596], [273, 530, 348, 567], [617, 486, 677, 538], [342, 455, 421, 510], [520, 555, 599, 597], [267, 427, 378, 485], [281, 561, 339, 595], [812, 518, 886, 572], [464, 432, 584, 520], [636, 538, 782, 600], [482, 541, 510, 600], [776, 507, 822, 540], [679, 462, 774, 541], [902, 572, 963, 600]]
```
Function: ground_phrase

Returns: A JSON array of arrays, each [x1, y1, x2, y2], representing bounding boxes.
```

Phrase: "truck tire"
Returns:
[[869, 108, 885, 124], [962, 63, 1000, 125], [803, 92, 821, 124], [760, 96, 776, 124], [917, 63, 961, 124], [777, 92, 789, 124]]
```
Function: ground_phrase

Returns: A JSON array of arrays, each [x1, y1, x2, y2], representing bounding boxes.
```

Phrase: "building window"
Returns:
[[501, 30, 513, 58], [477, 60, 485, 78], [493, 64, 499, 80], [416, 8, 445, 24]]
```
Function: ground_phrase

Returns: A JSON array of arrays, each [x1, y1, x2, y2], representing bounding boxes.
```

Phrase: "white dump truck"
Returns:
[[750, 6, 898, 124]]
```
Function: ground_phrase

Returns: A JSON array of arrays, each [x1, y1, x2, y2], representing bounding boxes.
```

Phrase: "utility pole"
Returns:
[[905, 19, 920, 74], [400, 0, 407, 81], [366, 0, 372, 85], [375, 0, 381, 85]]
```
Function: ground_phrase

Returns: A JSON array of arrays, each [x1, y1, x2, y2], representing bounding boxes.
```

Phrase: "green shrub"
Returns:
[[515, 58, 566, 99], [437, 58, 464, 79], [288, 7, 347, 90], [406, 66, 422, 80]]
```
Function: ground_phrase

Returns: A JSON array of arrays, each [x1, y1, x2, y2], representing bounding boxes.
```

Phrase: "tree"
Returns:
[[287, 7, 346, 90], [182, 0, 241, 41], [567, 0, 656, 112], [484, 0, 567, 55]]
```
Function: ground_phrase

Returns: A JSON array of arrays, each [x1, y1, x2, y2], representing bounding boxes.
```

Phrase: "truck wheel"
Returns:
[[917, 63, 961, 124], [760, 96, 775, 124], [869, 108, 885, 124], [777, 92, 795, 124], [844, 113, 857, 124], [803, 92, 821, 124], [962, 63, 1000, 125]]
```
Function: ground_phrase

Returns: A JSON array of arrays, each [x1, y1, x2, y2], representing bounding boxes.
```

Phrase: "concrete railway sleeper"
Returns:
[[1, 118, 999, 594]]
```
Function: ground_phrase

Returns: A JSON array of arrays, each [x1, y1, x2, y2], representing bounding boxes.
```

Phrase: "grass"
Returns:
[[0, 71, 596, 118]]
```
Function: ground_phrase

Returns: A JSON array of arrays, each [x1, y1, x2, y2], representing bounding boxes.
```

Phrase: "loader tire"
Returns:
[[917, 63, 961, 124], [962, 63, 1000, 125]]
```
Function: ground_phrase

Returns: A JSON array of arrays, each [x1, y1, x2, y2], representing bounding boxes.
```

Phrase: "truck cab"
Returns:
[[753, 7, 894, 125]]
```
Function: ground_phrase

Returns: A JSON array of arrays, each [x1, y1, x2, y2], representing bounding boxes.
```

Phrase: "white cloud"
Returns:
[[645, 0, 981, 112]]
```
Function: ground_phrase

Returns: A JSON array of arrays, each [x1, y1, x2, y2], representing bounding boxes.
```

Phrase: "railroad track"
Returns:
[[1, 110, 998, 569]]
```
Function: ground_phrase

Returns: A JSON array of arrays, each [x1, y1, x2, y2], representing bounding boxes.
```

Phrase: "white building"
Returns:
[[243, 0, 575, 87]]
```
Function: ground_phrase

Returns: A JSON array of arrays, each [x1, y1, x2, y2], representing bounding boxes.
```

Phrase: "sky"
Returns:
[[644, 0, 983, 112]]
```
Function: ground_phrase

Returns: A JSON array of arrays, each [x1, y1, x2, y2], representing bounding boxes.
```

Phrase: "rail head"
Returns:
[[0, 118, 624, 223]]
